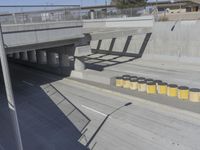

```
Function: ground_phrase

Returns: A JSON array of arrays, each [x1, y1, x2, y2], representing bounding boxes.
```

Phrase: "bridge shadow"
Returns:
[[0, 64, 90, 150], [84, 33, 152, 71]]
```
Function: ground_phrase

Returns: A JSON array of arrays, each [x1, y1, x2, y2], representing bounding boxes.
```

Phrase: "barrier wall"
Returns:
[[144, 20, 200, 63], [83, 16, 154, 28], [90, 20, 200, 64], [90, 33, 151, 57]]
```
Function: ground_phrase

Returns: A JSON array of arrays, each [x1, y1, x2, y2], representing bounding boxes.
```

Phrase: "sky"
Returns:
[[0, 0, 168, 6]]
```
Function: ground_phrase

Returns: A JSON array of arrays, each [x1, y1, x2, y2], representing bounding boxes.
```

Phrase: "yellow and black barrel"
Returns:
[[189, 88, 200, 102], [178, 86, 189, 100], [137, 77, 146, 92], [167, 84, 178, 97], [154, 80, 162, 91], [122, 75, 131, 89], [129, 76, 138, 90], [157, 82, 167, 95], [146, 81, 157, 94], [145, 78, 154, 84], [115, 76, 123, 87]]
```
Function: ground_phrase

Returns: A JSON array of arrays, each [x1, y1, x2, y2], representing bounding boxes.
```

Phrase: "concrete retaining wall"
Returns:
[[90, 29, 151, 57], [83, 16, 154, 28], [90, 20, 200, 64], [144, 20, 200, 63]]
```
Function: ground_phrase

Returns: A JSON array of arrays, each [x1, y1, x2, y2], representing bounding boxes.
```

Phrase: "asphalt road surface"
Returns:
[[1, 63, 200, 150]]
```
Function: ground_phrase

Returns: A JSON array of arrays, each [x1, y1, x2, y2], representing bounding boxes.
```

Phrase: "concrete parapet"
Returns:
[[83, 16, 154, 28], [2, 20, 84, 53], [74, 45, 91, 57]]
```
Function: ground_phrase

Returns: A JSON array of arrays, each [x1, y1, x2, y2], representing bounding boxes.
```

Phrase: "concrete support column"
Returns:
[[59, 53, 70, 67], [27, 50, 37, 63], [13, 53, 20, 59], [74, 57, 85, 71], [19, 52, 28, 61], [90, 10, 95, 19], [46, 52, 57, 66], [36, 51, 47, 64], [7, 54, 13, 58]]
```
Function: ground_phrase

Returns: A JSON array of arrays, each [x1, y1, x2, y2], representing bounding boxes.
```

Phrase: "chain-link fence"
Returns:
[[0, 5, 81, 25], [81, 7, 148, 20]]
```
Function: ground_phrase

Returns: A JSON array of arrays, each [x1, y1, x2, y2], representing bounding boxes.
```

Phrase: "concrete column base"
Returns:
[[27, 50, 37, 63], [74, 57, 85, 71], [36, 51, 47, 64], [47, 52, 58, 66], [19, 52, 28, 61]]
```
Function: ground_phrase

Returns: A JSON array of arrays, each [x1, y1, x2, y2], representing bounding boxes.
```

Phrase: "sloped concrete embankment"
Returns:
[[90, 20, 200, 64], [144, 20, 200, 64]]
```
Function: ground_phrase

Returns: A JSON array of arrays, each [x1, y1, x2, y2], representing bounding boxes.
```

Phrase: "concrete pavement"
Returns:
[[1, 64, 200, 150], [0, 64, 89, 150], [53, 78, 200, 150]]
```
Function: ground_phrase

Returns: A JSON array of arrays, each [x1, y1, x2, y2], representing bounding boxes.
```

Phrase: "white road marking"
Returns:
[[22, 80, 34, 86], [81, 105, 107, 117]]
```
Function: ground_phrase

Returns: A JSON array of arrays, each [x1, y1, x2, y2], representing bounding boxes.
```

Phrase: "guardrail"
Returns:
[[0, 5, 81, 25]]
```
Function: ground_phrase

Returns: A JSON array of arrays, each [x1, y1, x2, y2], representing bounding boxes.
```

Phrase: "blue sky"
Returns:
[[0, 0, 168, 6]]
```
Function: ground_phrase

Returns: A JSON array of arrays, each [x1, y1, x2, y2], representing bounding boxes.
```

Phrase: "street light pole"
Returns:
[[0, 24, 23, 150]]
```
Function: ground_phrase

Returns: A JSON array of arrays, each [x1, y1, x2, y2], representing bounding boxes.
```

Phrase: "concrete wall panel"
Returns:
[[127, 34, 146, 54], [112, 37, 127, 53], [90, 40, 99, 49], [100, 39, 112, 51], [83, 16, 154, 28], [143, 20, 200, 63]]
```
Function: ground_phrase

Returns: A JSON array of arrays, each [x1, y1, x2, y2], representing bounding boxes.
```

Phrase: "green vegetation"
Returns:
[[111, 0, 148, 9]]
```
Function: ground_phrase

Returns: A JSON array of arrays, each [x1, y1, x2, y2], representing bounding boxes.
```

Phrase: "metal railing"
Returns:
[[0, 5, 81, 25]]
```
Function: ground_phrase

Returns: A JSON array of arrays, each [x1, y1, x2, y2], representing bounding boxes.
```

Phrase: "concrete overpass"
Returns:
[[3, 20, 92, 74], [1, 6, 200, 150]]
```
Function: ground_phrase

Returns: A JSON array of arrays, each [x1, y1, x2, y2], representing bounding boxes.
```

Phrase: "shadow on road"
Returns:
[[0, 64, 90, 150]]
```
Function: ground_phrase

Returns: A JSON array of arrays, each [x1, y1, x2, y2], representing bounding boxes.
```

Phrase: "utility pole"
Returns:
[[0, 24, 23, 150]]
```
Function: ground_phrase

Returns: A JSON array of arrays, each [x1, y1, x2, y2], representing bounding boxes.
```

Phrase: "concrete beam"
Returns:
[[2, 20, 84, 54]]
